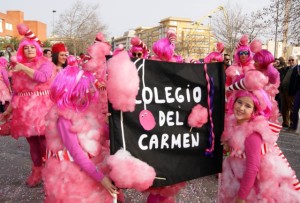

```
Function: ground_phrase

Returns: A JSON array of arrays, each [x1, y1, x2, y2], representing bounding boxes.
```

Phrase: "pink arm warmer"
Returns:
[[57, 116, 105, 182], [33, 62, 53, 83], [238, 132, 262, 200]]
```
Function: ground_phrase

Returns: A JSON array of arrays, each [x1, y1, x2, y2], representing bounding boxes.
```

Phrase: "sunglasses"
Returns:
[[289, 59, 294, 62], [238, 51, 250, 56], [132, 52, 143, 58]]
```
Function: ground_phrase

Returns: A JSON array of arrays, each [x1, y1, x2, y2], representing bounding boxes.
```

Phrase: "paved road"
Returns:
[[0, 129, 299, 203]]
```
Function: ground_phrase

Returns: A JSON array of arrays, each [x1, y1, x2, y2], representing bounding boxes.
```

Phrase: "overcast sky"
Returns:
[[0, 0, 271, 38]]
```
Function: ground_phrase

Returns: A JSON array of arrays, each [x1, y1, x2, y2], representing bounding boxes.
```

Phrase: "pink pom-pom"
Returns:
[[95, 32, 105, 42], [244, 70, 268, 90], [250, 39, 262, 53], [188, 104, 208, 128], [67, 55, 77, 66], [131, 37, 141, 46], [17, 23, 29, 35], [239, 34, 249, 46], [107, 51, 139, 112], [216, 42, 225, 53], [107, 149, 156, 191]]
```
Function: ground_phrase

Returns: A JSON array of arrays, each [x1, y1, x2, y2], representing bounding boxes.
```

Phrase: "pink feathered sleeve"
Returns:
[[238, 132, 262, 200], [33, 61, 53, 83], [265, 65, 279, 84], [1, 68, 10, 90], [57, 116, 105, 182]]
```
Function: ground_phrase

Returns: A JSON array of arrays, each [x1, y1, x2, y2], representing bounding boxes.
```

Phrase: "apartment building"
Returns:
[[0, 10, 47, 42], [110, 17, 216, 60]]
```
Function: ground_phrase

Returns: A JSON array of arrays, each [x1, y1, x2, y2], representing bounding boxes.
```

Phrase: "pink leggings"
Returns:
[[26, 136, 46, 167]]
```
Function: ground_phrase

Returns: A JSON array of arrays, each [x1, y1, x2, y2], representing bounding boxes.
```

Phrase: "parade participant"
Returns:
[[0, 57, 11, 109], [51, 42, 68, 73], [1, 23, 55, 187], [43, 65, 121, 202], [225, 35, 255, 87], [253, 48, 281, 123], [220, 89, 300, 202], [129, 37, 149, 59], [204, 42, 224, 63], [43, 49, 52, 61], [150, 29, 182, 63]]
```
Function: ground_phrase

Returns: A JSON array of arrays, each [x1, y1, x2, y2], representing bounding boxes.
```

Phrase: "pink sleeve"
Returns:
[[266, 65, 279, 84], [238, 132, 262, 200], [1, 68, 10, 90], [33, 61, 53, 83], [57, 116, 105, 182]]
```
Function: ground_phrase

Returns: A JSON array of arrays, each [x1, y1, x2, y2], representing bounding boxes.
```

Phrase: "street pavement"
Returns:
[[0, 128, 299, 203]]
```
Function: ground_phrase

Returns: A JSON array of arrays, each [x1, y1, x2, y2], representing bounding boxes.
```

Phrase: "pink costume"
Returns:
[[10, 56, 54, 138], [220, 113, 300, 202], [0, 57, 11, 104], [44, 66, 118, 202], [44, 104, 112, 202]]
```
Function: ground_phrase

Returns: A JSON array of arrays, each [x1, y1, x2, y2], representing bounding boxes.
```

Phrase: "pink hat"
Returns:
[[17, 23, 43, 46]]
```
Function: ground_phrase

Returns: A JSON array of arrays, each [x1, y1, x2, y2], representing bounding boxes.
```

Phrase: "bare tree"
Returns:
[[54, 0, 107, 55], [211, 3, 247, 56], [211, 3, 271, 56]]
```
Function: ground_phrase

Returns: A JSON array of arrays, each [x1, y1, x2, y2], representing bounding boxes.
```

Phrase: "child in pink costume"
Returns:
[[203, 42, 224, 63], [220, 90, 300, 202], [129, 36, 150, 59], [43, 66, 121, 202], [1, 23, 55, 187]]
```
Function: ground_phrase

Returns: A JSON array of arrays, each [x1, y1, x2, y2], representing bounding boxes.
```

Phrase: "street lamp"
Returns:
[[52, 10, 56, 37], [274, 0, 279, 58], [208, 15, 212, 53]]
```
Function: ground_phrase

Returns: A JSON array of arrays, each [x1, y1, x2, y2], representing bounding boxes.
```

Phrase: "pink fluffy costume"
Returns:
[[9, 23, 55, 187], [0, 57, 11, 105], [43, 66, 122, 202], [220, 90, 300, 202]]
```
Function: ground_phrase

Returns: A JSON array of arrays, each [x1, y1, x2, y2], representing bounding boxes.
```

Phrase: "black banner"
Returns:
[[109, 59, 225, 187]]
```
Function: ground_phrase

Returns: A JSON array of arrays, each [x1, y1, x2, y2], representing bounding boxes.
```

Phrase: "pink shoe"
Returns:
[[26, 166, 43, 187]]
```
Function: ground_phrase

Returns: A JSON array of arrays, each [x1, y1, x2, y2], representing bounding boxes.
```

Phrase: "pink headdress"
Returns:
[[50, 65, 98, 111], [16, 23, 43, 62], [152, 29, 176, 62], [234, 34, 253, 65], [113, 44, 125, 56], [130, 37, 150, 59], [204, 42, 224, 63]]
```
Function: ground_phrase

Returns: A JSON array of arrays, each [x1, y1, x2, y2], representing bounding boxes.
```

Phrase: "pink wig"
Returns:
[[50, 65, 98, 111], [152, 29, 176, 62], [227, 90, 272, 119], [129, 37, 149, 59], [204, 42, 224, 63], [16, 39, 43, 63], [253, 49, 275, 70], [233, 35, 253, 65]]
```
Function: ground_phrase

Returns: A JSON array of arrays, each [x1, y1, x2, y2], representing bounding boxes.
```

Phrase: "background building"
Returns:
[[0, 10, 47, 41], [111, 16, 216, 60]]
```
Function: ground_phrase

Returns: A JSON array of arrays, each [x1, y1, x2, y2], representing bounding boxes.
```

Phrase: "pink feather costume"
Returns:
[[220, 114, 300, 202], [44, 103, 113, 202], [10, 56, 54, 138], [0, 57, 11, 104]]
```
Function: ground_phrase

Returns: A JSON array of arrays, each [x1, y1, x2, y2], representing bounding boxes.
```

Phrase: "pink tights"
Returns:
[[26, 136, 46, 167]]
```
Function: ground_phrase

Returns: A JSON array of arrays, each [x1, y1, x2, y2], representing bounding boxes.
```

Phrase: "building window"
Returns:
[[0, 19, 3, 33], [5, 23, 13, 31]]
